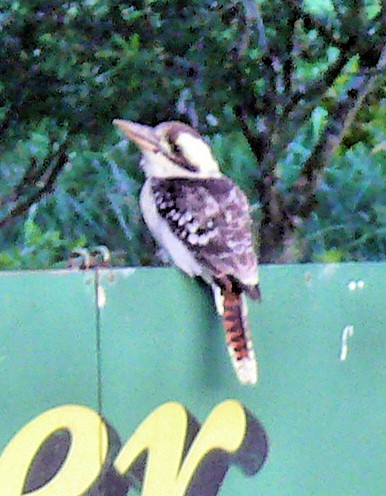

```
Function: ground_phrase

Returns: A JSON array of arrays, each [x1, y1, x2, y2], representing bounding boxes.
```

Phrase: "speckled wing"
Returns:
[[150, 177, 259, 294]]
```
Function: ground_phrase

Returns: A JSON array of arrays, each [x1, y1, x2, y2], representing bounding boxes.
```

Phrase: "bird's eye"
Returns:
[[169, 139, 182, 156]]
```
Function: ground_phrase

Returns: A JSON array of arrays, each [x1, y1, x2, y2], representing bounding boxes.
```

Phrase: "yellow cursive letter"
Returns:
[[0, 405, 109, 496], [114, 399, 268, 496]]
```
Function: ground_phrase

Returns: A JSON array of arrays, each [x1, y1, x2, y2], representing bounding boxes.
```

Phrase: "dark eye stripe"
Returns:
[[164, 149, 199, 173], [180, 162, 199, 173]]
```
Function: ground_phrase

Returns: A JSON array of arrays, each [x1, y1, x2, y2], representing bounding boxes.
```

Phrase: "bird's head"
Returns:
[[113, 119, 221, 179]]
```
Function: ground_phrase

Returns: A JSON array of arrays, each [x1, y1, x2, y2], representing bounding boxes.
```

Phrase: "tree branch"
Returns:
[[278, 16, 383, 156], [0, 96, 25, 144], [283, 47, 353, 119], [284, 0, 341, 47], [243, 1, 279, 122], [290, 43, 386, 218], [0, 141, 70, 228], [270, 49, 353, 169], [234, 104, 268, 164], [282, 10, 297, 95]]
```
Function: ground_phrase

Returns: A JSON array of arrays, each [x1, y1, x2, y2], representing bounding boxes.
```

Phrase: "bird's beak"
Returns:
[[113, 119, 159, 153]]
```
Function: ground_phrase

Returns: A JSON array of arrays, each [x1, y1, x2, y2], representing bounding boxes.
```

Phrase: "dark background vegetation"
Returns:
[[1, 0, 385, 269]]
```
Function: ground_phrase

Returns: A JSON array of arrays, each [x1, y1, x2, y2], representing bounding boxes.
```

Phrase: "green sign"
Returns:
[[0, 263, 385, 495]]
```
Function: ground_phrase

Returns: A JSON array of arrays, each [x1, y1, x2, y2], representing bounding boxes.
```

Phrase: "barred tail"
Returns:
[[222, 288, 258, 385]]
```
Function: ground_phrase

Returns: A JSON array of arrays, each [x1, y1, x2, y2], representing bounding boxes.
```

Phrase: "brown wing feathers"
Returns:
[[152, 177, 259, 384]]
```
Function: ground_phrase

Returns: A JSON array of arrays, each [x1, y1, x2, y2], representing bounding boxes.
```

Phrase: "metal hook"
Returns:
[[68, 248, 92, 269]]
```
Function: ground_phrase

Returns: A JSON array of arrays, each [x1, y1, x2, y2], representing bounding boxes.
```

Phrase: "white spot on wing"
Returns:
[[188, 233, 199, 245], [197, 233, 210, 245], [178, 211, 193, 226], [187, 221, 200, 233], [225, 211, 232, 223]]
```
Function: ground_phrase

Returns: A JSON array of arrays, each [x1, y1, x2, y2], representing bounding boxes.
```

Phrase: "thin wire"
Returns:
[[94, 268, 104, 465]]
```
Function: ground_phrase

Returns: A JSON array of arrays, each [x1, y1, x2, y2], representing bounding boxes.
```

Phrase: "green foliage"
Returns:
[[0, 0, 385, 267], [0, 206, 86, 269], [302, 142, 386, 261]]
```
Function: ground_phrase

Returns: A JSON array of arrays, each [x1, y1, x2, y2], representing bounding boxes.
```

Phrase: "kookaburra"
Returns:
[[114, 119, 260, 385]]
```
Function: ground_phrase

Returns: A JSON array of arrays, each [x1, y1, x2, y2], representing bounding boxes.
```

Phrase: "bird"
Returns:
[[114, 119, 261, 385]]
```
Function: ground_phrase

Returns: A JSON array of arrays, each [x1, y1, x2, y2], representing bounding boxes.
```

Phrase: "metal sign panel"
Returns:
[[0, 263, 385, 495]]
